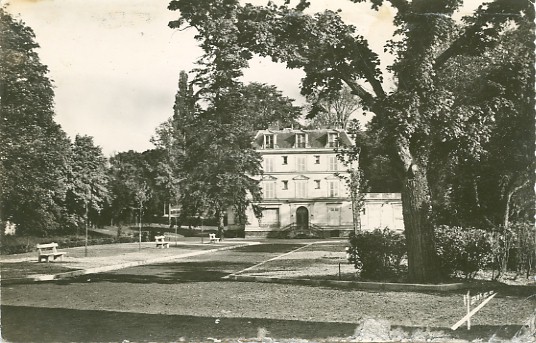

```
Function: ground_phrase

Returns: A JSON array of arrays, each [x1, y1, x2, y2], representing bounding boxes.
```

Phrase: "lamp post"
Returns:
[[138, 206, 142, 251], [84, 184, 93, 257], [85, 200, 89, 257]]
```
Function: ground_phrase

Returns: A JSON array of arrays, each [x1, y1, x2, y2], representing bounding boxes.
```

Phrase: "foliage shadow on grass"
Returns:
[[54, 261, 253, 285], [232, 243, 304, 253]]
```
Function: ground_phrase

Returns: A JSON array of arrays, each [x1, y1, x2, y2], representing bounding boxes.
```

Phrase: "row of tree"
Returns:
[[1, 9, 107, 235], [0, 7, 305, 236], [1, 1, 533, 283]]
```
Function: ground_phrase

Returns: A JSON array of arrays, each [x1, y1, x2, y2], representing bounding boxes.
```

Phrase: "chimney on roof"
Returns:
[[268, 121, 280, 130], [333, 120, 344, 130]]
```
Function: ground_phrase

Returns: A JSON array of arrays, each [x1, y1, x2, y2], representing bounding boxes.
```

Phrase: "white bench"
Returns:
[[208, 233, 220, 243], [155, 235, 169, 248], [36, 243, 66, 262]]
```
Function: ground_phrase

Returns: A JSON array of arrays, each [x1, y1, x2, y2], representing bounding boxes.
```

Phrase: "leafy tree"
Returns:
[[431, 21, 534, 229], [159, 68, 301, 234], [169, 0, 534, 282], [172, 79, 263, 237], [151, 71, 196, 227], [0, 9, 71, 235], [306, 85, 361, 129], [151, 118, 182, 226], [108, 151, 152, 226], [65, 135, 110, 233], [335, 120, 368, 234], [359, 127, 402, 193], [427, 21, 535, 276], [239, 82, 302, 129], [166, 6, 266, 237]]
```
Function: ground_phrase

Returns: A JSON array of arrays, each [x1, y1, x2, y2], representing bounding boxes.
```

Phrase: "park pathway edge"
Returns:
[[2, 242, 260, 285]]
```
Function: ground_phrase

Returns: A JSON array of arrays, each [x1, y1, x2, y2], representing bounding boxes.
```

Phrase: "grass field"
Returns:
[[2, 241, 535, 342]]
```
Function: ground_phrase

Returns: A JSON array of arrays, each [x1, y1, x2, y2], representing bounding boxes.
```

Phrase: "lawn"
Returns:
[[1, 241, 535, 342], [1, 262, 81, 279]]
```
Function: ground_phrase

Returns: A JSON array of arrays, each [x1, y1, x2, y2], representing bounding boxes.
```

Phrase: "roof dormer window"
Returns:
[[328, 133, 339, 148], [264, 134, 274, 149], [295, 133, 306, 148]]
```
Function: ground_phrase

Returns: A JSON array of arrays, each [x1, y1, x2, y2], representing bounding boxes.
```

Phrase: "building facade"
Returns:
[[227, 128, 404, 237]]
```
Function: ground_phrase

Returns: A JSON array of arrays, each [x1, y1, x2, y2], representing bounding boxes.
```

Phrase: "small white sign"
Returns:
[[452, 290, 497, 331]]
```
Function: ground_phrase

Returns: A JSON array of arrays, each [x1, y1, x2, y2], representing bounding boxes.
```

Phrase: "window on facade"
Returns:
[[264, 134, 274, 149], [314, 180, 321, 189], [296, 180, 307, 198], [261, 208, 279, 225], [282, 156, 288, 165], [296, 156, 306, 172], [264, 181, 276, 199], [282, 180, 288, 190], [315, 155, 320, 164], [328, 181, 339, 197], [328, 133, 339, 147], [265, 158, 274, 172], [329, 156, 338, 171], [295, 134, 306, 148]]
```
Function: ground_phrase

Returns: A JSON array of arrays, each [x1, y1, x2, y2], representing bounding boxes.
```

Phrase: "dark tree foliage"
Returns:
[[0, 9, 71, 235], [65, 135, 110, 231], [169, 0, 534, 282], [430, 22, 535, 229], [170, 71, 263, 237], [239, 82, 302, 129], [305, 85, 361, 129], [140, 148, 169, 222], [107, 151, 152, 225], [158, 72, 301, 234], [358, 126, 402, 193]]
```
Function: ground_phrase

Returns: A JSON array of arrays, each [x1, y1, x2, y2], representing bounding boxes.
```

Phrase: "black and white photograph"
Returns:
[[1, 0, 535, 342]]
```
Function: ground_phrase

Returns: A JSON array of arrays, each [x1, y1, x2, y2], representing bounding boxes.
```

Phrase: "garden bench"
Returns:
[[155, 235, 169, 248], [208, 233, 220, 243], [36, 243, 66, 262]]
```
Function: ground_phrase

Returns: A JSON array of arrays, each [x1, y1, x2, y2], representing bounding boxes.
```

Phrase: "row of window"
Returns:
[[263, 180, 340, 199], [263, 133, 339, 149], [264, 155, 339, 172]]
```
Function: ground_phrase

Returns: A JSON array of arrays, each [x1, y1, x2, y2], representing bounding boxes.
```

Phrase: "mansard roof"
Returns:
[[252, 128, 354, 149]]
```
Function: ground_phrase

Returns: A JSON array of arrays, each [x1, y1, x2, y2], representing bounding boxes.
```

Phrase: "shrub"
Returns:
[[435, 225, 494, 279], [348, 228, 407, 281], [488, 222, 535, 279], [0, 235, 137, 255], [509, 222, 536, 277]]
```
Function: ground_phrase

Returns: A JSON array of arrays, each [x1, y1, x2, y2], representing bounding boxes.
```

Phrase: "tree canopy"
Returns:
[[0, 9, 72, 235], [166, 70, 263, 235], [65, 135, 110, 231], [169, 0, 534, 282]]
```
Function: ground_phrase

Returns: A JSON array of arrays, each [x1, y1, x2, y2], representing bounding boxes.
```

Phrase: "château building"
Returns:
[[227, 128, 404, 238]]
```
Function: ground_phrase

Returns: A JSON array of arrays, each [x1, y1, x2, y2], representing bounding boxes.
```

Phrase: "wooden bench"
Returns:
[[155, 235, 169, 248], [36, 243, 66, 262], [208, 233, 220, 243]]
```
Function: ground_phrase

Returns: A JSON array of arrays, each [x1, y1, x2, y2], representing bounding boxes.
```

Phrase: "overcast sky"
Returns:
[[7, 0, 478, 156]]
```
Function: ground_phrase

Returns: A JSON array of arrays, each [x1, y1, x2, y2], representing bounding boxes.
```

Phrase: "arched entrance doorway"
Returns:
[[296, 206, 309, 230]]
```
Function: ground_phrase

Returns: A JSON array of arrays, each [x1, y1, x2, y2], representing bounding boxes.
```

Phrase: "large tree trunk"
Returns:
[[397, 141, 442, 283]]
